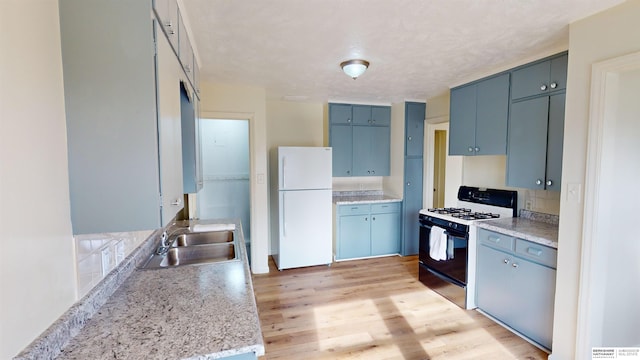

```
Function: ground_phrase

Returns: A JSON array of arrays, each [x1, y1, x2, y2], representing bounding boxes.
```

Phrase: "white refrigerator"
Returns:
[[273, 146, 332, 270]]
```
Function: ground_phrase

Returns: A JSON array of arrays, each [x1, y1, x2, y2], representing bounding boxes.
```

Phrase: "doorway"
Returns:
[[197, 119, 251, 245], [424, 121, 463, 209], [576, 50, 640, 355], [433, 130, 447, 208]]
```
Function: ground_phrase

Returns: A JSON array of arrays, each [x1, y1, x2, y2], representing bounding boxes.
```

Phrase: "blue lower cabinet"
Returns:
[[336, 202, 400, 260], [476, 229, 557, 351]]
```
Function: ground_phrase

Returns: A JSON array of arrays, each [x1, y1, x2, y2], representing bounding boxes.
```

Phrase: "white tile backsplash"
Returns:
[[75, 230, 152, 299], [523, 189, 561, 215]]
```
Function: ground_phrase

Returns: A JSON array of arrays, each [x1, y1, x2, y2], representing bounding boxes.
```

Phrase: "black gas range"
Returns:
[[418, 186, 518, 309]]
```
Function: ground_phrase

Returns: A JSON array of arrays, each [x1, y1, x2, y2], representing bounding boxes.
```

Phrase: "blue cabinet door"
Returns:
[[476, 245, 517, 327], [405, 102, 425, 157], [371, 106, 391, 126], [511, 60, 551, 100], [475, 73, 510, 155], [329, 103, 352, 124], [338, 215, 371, 259], [370, 126, 390, 176], [449, 84, 477, 155], [330, 125, 353, 176], [352, 105, 372, 125], [402, 158, 423, 255], [371, 211, 400, 256], [352, 126, 390, 176], [506, 97, 549, 189], [508, 255, 556, 350]]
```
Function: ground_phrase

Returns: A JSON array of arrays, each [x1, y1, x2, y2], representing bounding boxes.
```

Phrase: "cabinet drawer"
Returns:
[[515, 239, 557, 268], [478, 229, 514, 251], [371, 202, 400, 213], [338, 204, 370, 215]]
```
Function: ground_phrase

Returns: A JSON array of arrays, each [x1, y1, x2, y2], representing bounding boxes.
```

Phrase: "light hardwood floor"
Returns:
[[252, 255, 548, 360]]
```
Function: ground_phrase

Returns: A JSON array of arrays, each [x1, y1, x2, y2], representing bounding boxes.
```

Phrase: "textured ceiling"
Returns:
[[181, 0, 624, 103]]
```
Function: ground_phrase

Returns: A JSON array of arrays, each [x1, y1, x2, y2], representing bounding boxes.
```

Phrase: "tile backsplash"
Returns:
[[75, 230, 152, 299], [522, 189, 560, 215]]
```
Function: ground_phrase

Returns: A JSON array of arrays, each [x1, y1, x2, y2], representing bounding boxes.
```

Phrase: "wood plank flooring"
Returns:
[[252, 255, 548, 360]]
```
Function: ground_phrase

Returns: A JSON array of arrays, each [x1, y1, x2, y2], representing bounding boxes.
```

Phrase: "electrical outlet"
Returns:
[[525, 200, 532, 210], [101, 247, 112, 276]]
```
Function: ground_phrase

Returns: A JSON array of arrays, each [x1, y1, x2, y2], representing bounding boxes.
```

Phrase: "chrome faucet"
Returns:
[[155, 231, 172, 255]]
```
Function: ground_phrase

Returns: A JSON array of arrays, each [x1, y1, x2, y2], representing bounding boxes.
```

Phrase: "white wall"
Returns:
[[199, 82, 269, 273], [0, 1, 76, 358], [552, 1, 640, 358]]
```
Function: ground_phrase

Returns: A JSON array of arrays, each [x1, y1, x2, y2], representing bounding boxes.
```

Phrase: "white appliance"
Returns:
[[273, 146, 333, 270]]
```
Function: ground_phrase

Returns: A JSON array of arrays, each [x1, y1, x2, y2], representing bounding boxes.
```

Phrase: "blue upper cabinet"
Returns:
[[405, 102, 425, 157], [330, 125, 353, 176], [507, 52, 567, 191], [449, 84, 477, 155], [329, 103, 391, 177], [449, 73, 510, 156], [511, 53, 568, 101], [329, 103, 353, 124]]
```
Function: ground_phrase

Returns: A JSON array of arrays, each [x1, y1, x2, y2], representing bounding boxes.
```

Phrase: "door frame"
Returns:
[[575, 50, 640, 358], [424, 118, 463, 208]]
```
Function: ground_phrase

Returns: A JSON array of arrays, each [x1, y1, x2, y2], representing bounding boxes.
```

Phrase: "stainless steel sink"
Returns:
[[172, 231, 233, 246], [140, 230, 239, 269], [163, 244, 236, 266]]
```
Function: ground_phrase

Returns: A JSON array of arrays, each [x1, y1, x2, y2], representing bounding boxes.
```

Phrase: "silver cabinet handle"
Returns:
[[347, 118, 351, 123], [408, 136, 412, 141], [474, 147, 480, 152], [406, 182, 411, 186], [372, 217, 376, 221], [540, 84, 548, 91], [171, 198, 182, 206], [371, 170, 375, 174], [365, 217, 368, 221], [503, 258, 510, 264], [546, 180, 553, 186], [550, 82, 558, 89], [468, 147, 474, 152], [164, 21, 173, 28], [512, 263, 519, 268], [536, 179, 543, 185], [368, 119, 372, 124]]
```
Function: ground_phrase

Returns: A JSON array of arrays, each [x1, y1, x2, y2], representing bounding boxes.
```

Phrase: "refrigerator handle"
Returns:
[[282, 156, 287, 189], [282, 192, 286, 237]]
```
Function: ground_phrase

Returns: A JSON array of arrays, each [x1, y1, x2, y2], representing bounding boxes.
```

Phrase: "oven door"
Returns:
[[418, 218, 468, 286]]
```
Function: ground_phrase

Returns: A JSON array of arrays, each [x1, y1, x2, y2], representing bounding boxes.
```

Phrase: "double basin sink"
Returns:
[[141, 229, 239, 269]]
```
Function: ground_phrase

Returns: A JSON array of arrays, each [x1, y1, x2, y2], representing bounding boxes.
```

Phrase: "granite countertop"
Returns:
[[55, 220, 264, 360], [333, 190, 402, 204], [476, 214, 559, 249]]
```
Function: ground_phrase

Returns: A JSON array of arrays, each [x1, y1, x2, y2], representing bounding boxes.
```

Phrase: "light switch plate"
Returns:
[[567, 183, 582, 204]]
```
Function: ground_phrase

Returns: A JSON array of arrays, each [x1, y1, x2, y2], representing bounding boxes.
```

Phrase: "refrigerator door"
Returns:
[[277, 189, 332, 269], [278, 147, 332, 190]]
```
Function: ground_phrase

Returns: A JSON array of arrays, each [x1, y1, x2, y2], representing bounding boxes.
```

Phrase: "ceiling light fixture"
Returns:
[[340, 59, 369, 80]]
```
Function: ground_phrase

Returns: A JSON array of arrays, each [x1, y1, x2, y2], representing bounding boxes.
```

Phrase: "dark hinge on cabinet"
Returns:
[[158, 194, 163, 208]]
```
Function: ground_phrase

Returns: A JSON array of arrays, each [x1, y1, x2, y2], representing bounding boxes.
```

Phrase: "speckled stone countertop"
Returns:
[[333, 190, 402, 204], [476, 213, 559, 249], [52, 219, 264, 360]]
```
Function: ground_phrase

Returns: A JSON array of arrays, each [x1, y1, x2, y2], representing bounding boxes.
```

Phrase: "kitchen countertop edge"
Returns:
[[476, 217, 559, 249]]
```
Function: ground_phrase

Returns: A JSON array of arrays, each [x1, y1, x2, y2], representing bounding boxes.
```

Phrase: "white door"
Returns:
[[278, 189, 332, 269], [278, 147, 332, 190]]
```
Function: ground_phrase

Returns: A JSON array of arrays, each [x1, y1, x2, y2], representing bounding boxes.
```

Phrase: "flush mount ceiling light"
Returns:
[[340, 59, 369, 79]]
